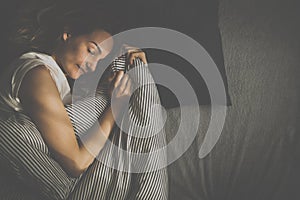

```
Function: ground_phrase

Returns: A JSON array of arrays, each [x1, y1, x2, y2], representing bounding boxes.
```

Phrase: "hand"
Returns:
[[122, 44, 148, 65], [109, 71, 133, 111]]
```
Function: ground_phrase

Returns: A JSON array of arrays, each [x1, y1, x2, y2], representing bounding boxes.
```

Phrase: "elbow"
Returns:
[[67, 169, 85, 178], [53, 147, 94, 178], [65, 159, 90, 178]]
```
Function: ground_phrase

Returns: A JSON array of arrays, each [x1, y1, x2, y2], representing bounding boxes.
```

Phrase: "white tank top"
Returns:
[[0, 52, 71, 112]]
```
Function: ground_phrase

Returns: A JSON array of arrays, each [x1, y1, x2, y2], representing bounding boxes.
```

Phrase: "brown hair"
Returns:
[[11, 2, 120, 53], [1, 1, 128, 75]]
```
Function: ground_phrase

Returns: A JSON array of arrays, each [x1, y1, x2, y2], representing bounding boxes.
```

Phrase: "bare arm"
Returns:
[[19, 66, 130, 177]]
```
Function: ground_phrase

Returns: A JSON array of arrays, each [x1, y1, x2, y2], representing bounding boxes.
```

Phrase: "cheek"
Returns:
[[66, 44, 87, 65]]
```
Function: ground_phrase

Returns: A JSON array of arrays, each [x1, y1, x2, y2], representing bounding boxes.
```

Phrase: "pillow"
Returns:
[[120, 0, 232, 108]]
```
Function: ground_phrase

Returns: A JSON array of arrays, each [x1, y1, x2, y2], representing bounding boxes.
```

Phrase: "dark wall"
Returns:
[[0, 0, 231, 108], [202, 0, 299, 198], [166, 1, 300, 199]]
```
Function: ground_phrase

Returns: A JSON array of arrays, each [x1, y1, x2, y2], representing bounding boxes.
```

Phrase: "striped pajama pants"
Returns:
[[0, 59, 168, 199]]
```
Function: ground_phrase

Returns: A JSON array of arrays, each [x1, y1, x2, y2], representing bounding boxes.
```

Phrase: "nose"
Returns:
[[85, 62, 97, 72]]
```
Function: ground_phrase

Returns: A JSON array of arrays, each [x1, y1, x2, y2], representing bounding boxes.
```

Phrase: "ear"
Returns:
[[62, 32, 71, 41]]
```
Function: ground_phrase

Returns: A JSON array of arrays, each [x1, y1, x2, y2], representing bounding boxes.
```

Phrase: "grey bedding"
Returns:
[[165, 104, 299, 200], [163, 0, 300, 199]]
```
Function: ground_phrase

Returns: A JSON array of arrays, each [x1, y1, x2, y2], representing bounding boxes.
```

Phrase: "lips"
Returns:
[[76, 64, 87, 74]]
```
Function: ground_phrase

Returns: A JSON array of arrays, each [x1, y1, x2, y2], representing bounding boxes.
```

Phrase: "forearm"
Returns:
[[73, 106, 114, 173], [73, 102, 124, 176]]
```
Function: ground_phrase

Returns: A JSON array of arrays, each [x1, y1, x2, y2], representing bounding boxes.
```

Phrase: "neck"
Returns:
[[51, 48, 67, 76]]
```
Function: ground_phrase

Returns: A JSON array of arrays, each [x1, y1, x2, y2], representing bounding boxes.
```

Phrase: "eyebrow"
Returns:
[[89, 41, 102, 54]]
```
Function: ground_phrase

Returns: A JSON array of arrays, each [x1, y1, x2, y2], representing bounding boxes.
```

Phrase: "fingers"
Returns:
[[118, 73, 129, 93], [111, 71, 133, 97], [128, 51, 147, 65], [119, 76, 132, 96], [124, 79, 132, 95], [107, 71, 116, 83], [122, 44, 148, 65], [112, 71, 124, 88]]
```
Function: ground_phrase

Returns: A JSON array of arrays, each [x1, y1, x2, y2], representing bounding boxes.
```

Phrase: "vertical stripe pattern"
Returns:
[[0, 56, 168, 199]]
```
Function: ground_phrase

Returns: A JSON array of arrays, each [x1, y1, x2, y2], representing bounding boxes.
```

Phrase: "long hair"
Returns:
[[3, 1, 122, 70]]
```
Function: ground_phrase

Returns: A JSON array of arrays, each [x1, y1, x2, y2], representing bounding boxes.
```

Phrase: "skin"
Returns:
[[19, 29, 147, 178], [52, 29, 113, 79]]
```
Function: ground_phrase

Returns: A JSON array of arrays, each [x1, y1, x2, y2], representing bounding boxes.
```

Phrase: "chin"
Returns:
[[67, 71, 82, 80]]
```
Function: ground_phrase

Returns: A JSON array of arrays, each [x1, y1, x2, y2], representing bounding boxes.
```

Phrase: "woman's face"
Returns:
[[53, 29, 113, 79]]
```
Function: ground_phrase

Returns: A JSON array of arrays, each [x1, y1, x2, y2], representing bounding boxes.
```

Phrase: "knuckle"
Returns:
[[119, 83, 125, 89], [123, 74, 129, 79], [119, 84, 124, 90], [124, 90, 130, 96]]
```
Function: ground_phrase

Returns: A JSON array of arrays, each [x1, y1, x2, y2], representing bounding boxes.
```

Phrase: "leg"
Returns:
[[0, 113, 78, 200]]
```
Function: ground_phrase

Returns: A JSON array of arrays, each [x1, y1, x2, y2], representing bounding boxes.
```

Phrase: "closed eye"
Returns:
[[88, 48, 96, 56], [89, 41, 102, 55]]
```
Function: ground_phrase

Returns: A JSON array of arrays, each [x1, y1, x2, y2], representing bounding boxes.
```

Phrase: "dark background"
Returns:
[[166, 0, 300, 199], [1, 0, 300, 199], [0, 0, 231, 108]]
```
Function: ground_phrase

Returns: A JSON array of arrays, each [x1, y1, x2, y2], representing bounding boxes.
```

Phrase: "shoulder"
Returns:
[[18, 52, 57, 69], [16, 52, 62, 91], [21, 64, 57, 90], [30, 65, 52, 79], [20, 65, 60, 100], [18, 64, 64, 115]]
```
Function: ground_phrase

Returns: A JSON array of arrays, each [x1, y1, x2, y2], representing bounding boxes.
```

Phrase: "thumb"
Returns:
[[112, 71, 124, 87], [107, 71, 116, 83]]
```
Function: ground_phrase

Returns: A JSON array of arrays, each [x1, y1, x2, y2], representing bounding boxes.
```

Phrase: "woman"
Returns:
[[0, 4, 167, 200]]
